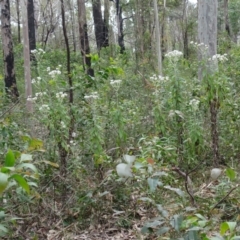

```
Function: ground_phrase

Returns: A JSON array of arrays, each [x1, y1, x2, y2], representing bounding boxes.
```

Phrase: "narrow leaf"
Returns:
[[4, 150, 15, 167], [20, 154, 33, 162], [9, 174, 30, 194], [0, 173, 8, 196], [226, 168, 236, 181]]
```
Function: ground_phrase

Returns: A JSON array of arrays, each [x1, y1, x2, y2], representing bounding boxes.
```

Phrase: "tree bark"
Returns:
[[92, 0, 108, 51], [1, 0, 19, 100], [78, 0, 94, 76], [22, 0, 33, 112], [224, 0, 230, 36], [153, 0, 162, 75], [116, 0, 125, 54], [198, 0, 218, 79], [16, 0, 21, 44], [27, 0, 36, 60]]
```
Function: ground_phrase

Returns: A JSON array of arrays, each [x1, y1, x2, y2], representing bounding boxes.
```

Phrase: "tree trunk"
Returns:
[[16, 0, 21, 44], [116, 0, 125, 54], [68, 0, 77, 52], [224, 0, 230, 36], [153, 0, 162, 75], [27, 0, 36, 60], [198, 0, 219, 167], [92, 0, 108, 51], [1, 0, 19, 100], [22, 0, 33, 112], [78, 0, 94, 76], [198, 0, 218, 79]]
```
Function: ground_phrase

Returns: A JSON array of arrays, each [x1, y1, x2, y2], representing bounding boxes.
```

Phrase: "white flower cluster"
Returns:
[[190, 41, 208, 49], [31, 48, 45, 54], [209, 53, 228, 62], [39, 104, 50, 111], [165, 50, 183, 59], [110, 79, 122, 91], [35, 92, 47, 97], [189, 99, 200, 110], [32, 77, 42, 84], [110, 79, 122, 85], [61, 121, 66, 128], [27, 95, 37, 102], [49, 68, 61, 78], [84, 92, 99, 100], [47, 67, 51, 72], [72, 132, 77, 138], [150, 74, 169, 81], [56, 91, 68, 99]]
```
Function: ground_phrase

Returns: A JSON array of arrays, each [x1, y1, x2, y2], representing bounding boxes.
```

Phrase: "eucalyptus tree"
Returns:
[[78, 0, 94, 76], [27, 0, 36, 58], [92, 0, 108, 51], [1, 0, 19, 99], [116, 0, 125, 53], [153, 0, 162, 75], [198, 0, 219, 166], [21, 0, 32, 112]]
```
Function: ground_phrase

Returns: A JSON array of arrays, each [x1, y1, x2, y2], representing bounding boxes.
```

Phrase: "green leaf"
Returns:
[[9, 174, 29, 194], [156, 227, 170, 235], [17, 163, 38, 173], [220, 222, 229, 235], [28, 138, 43, 151], [226, 222, 237, 233], [0, 173, 8, 196], [147, 177, 160, 192], [20, 154, 33, 162], [164, 186, 185, 197], [4, 150, 15, 167], [170, 214, 183, 232], [226, 168, 236, 181], [0, 224, 8, 233]]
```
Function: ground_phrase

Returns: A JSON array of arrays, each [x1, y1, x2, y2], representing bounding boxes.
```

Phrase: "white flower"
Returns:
[[84, 92, 99, 100], [49, 69, 61, 78], [31, 78, 36, 84], [189, 99, 200, 110], [60, 121, 66, 128], [37, 77, 41, 80], [56, 91, 68, 99], [27, 95, 37, 102], [35, 92, 46, 97], [209, 53, 228, 62], [110, 80, 122, 85], [110, 80, 122, 91], [39, 104, 50, 111], [72, 132, 77, 138], [47, 67, 51, 72], [30, 49, 38, 54], [165, 50, 183, 59]]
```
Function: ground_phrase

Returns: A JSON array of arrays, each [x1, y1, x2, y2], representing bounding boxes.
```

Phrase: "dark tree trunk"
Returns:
[[1, 0, 19, 100], [78, 0, 94, 76], [27, 0, 36, 60], [92, 0, 108, 51], [116, 0, 125, 54], [224, 0, 230, 36], [16, 0, 21, 44]]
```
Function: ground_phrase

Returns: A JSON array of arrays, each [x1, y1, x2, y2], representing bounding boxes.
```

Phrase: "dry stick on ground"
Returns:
[[0, 99, 19, 119], [210, 184, 239, 213], [172, 162, 204, 207]]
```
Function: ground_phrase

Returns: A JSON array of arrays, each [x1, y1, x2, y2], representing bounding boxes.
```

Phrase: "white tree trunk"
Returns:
[[198, 0, 218, 79], [21, 0, 33, 112], [153, 0, 162, 75]]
